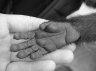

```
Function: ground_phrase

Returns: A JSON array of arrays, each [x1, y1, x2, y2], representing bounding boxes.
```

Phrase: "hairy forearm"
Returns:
[[67, 13, 96, 43]]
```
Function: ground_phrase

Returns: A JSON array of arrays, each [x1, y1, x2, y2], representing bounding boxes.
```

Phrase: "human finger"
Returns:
[[40, 49, 74, 64], [0, 15, 9, 38], [6, 14, 48, 32], [7, 60, 56, 71]]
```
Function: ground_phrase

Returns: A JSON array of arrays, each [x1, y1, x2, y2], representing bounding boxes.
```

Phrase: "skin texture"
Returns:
[[11, 21, 79, 60], [0, 14, 56, 71], [11, 13, 96, 60], [14, 31, 35, 39], [8, 1, 96, 71], [0, 14, 75, 71], [10, 0, 96, 61]]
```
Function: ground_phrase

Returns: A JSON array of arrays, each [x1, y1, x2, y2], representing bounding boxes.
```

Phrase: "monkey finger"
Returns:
[[35, 29, 60, 39], [16, 48, 34, 59], [44, 22, 61, 33], [30, 47, 48, 60], [31, 45, 39, 51], [40, 21, 68, 33], [16, 44, 40, 59], [10, 39, 35, 52], [14, 31, 35, 40], [39, 21, 51, 30], [39, 21, 60, 33]]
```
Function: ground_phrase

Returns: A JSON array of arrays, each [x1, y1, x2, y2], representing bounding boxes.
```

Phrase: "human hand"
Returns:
[[0, 14, 58, 71]]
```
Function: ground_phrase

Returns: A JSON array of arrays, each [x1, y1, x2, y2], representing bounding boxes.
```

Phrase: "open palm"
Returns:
[[0, 14, 74, 71]]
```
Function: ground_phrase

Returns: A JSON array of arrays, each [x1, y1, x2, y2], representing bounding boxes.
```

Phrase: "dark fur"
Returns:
[[68, 13, 96, 43], [52, 13, 96, 44]]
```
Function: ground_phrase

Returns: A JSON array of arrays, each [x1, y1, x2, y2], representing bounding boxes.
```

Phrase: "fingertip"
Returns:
[[40, 21, 60, 33], [10, 45, 18, 52], [39, 21, 50, 30]]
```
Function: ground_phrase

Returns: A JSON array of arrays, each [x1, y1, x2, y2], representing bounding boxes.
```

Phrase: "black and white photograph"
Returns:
[[0, 0, 96, 71]]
